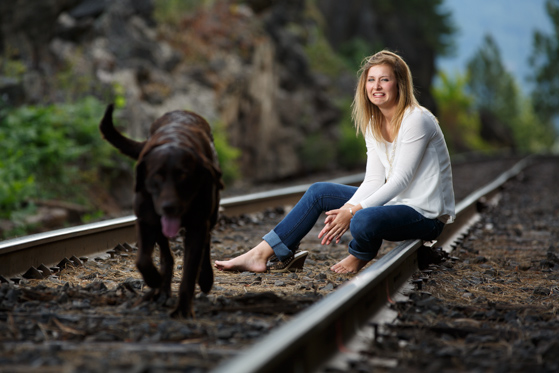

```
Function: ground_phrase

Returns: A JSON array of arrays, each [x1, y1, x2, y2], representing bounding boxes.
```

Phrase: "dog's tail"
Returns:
[[100, 104, 146, 160]]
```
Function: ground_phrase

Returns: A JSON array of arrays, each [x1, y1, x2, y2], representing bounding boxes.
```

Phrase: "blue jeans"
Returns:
[[263, 182, 445, 262]]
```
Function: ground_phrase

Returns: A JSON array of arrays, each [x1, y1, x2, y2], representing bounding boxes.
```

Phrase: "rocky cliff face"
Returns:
[[0, 0, 445, 188], [1, 0, 345, 185]]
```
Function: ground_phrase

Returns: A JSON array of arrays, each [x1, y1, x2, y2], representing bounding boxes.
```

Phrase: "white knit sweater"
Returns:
[[347, 106, 456, 223]]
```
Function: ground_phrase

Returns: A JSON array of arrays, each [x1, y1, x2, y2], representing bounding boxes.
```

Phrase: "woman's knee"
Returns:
[[349, 212, 378, 241], [307, 182, 332, 196], [349, 214, 382, 259], [304, 182, 336, 203]]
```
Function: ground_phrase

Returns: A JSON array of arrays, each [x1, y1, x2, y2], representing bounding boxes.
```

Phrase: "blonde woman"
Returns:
[[215, 50, 455, 274]]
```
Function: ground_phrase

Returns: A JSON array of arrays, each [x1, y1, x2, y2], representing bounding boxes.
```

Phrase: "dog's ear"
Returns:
[[197, 156, 224, 189], [135, 160, 146, 192]]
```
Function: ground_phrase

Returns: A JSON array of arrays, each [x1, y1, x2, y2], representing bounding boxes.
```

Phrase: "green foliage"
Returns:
[[300, 133, 336, 171], [338, 37, 383, 71], [467, 35, 517, 119], [0, 45, 27, 78], [466, 34, 555, 152], [433, 71, 490, 153], [301, 24, 348, 78], [49, 47, 115, 104], [0, 58, 26, 79], [530, 0, 559, 125], [375, 0, 456, 56], [296, 0, 353, 78], [0, 97, 115, 220], [335, 98, 366, 167], [154, 0, 208, 25], [212, 121, 241, 186], [112, 83, 127, 109], [513, 97, 556, 152], [56, 65, 95, 102]]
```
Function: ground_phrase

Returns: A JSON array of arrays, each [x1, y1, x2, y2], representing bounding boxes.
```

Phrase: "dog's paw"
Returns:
[[170, 306, 194, 319], [141, 288, 170, 305]]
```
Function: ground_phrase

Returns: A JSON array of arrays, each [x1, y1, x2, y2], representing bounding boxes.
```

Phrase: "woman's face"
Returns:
[[365, 64, 398, 110]]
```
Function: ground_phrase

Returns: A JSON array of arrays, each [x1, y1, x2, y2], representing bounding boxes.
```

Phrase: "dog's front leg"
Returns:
[[197, 232, 213, 294], [171, 226, 207, 318], [155, 232, 174, 303], [136, 220, 173, 306], [135, 220, 162, 290]]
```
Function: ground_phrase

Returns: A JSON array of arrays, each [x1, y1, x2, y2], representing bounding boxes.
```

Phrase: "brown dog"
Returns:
[[100, 104, 223, 318]]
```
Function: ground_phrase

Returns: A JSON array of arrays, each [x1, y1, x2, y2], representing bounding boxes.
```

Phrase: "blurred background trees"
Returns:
[[530, 0, 559, 128], [0, 0, 557, 237], [465, 34, 554, 152]]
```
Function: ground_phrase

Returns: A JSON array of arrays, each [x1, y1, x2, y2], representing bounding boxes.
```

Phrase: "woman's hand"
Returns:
[[318, 207, 353, 245]]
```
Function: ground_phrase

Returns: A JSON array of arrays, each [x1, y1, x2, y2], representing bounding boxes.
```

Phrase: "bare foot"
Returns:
[[214, 241, 274, 272], [330, 254, 369, 274]]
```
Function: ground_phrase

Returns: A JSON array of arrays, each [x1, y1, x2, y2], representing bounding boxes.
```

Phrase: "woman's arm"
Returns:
[[319, 134, 382, 245], [358, 110, 436, 208], [346, 136, 386, 206]]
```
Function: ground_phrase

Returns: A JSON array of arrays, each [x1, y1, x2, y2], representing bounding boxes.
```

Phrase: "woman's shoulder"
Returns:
[[401, 106, 440, 136], [404, 105, 437, 123]]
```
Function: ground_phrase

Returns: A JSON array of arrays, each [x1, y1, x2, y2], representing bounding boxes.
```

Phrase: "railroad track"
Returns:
[[213, 156, 533, 373], [0, 156, 533, 372], [0, 173, 364, 281]]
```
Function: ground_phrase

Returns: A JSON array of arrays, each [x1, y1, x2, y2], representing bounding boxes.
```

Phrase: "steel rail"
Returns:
[[0, 157, 533, 371], [212, 156, 533, 373], [0, 174, 364, 278]]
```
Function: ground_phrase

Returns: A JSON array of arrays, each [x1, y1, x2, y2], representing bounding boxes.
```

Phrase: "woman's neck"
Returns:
[[379, 105, 396, 125], [379, 121, 394, 143], [380, 108, 397, 142]]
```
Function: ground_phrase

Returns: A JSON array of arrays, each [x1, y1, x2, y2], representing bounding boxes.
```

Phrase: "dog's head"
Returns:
[[135, 143, 221, 238]]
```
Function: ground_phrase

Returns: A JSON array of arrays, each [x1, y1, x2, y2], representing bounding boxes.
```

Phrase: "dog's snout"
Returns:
[[162, 202, 180, 216]]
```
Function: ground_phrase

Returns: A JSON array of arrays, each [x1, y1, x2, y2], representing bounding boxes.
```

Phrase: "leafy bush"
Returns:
[[0, 96, 115, 220], [299, 98, 366, 172], [303, 31, 348, 78], [336, 98, 367, 168], [212, 121, 241, 186], [433, 71, 491, 153], [300, 133, 336, 171]]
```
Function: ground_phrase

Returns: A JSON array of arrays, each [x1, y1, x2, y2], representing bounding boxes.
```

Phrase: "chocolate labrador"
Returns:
[[100, 104, 223, 318]]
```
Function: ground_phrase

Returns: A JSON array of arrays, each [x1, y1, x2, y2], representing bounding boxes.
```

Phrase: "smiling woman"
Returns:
[[214, 50, 455, 275], [366, 66, 398, 110]]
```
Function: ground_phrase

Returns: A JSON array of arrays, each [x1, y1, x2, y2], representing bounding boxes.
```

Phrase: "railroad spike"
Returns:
[[57, 258, 74, 269], [70, 256, 83, 266], [22, 266, 44, 280], [37, 264, 53, 277], [0, 275, 11, 283]]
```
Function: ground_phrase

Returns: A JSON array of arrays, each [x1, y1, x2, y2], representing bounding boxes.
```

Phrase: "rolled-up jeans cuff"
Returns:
[[263, 230, 292, 262], [348, 241, 377, 261]]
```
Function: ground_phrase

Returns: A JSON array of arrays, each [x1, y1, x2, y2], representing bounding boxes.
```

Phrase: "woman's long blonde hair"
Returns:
[[351, 50, 419, 141]]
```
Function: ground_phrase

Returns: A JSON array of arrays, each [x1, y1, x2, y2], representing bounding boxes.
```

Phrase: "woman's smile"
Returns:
[[366, 64, 398, 109]]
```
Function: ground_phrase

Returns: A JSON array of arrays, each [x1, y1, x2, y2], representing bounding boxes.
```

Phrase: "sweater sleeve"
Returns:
[[351, 110, 436, 208], [346, 135, 386, 206]]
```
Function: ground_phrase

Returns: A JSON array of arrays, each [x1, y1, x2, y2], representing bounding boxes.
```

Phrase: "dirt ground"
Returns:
[[321, 157, 559, 372], [1, 155, 542, 372]]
